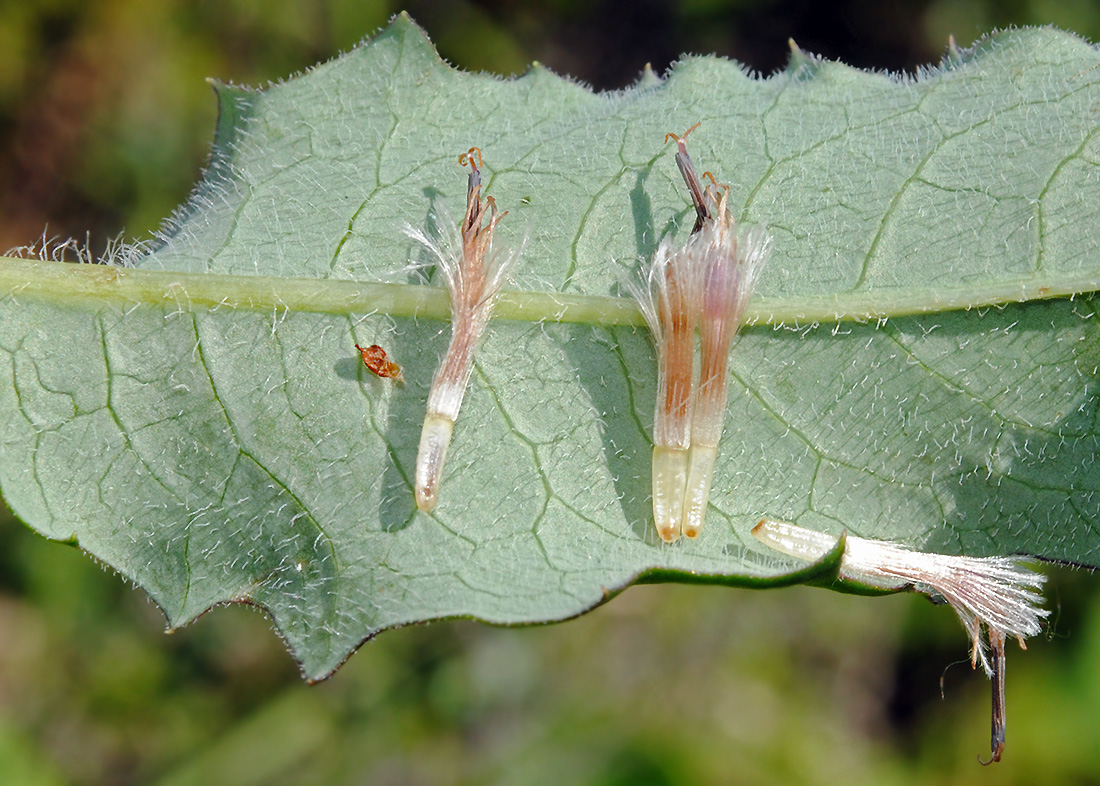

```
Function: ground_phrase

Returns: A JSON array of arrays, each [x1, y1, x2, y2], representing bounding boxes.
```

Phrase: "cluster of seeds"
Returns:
[[352, 127, 1047, 765]]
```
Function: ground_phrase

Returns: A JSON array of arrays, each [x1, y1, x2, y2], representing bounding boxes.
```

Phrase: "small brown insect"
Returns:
[[355, 343, 404, 382]]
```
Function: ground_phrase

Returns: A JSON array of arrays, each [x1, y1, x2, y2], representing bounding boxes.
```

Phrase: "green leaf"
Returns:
[[1, 15, 1098, 678]]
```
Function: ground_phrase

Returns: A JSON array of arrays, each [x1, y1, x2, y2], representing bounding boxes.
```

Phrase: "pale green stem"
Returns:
[[3, 258, 1095, 325]]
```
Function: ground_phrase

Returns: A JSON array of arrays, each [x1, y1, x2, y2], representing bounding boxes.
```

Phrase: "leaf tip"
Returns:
[[389, 9, 422, 33], [637, 62, 663, 89], [376, 11, 439, 61], [784, 38, 822, 78]]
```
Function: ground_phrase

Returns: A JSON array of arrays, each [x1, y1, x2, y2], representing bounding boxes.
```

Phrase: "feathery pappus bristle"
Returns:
[[627, 124, 770, 542], [752, 517, 1048, 764], [626, 239, 698, 542], [407, 147, 521, 512], [681, 189, 770, 539]]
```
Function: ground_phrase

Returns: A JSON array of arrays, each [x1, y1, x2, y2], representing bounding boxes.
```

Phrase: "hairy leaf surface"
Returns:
[[1, 16, 1098, 677]]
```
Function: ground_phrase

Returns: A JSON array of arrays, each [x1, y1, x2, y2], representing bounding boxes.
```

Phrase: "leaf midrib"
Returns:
[[2, 256, 1098, 325]]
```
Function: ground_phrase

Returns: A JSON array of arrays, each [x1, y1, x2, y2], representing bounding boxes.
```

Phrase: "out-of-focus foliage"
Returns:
[[3, 497, 1099, 785], [6, 0, 1100, 256]]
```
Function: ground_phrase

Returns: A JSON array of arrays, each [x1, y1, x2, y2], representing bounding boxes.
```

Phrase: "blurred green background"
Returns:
[[1, 1, 1099, 784]]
